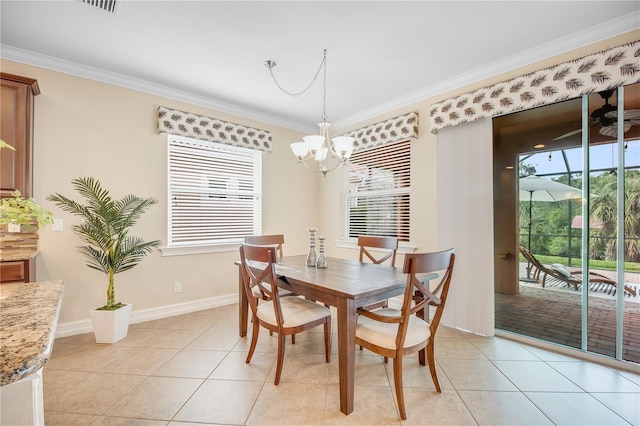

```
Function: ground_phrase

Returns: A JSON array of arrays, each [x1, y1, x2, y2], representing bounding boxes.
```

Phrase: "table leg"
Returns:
[[337, 297, 356, 415], [238, 266, 248, 337]]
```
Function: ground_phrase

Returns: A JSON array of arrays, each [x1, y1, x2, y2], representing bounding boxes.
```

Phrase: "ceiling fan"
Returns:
[[554, 89, 640, 140]]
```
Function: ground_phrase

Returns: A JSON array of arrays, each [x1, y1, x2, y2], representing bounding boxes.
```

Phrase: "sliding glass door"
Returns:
[[494, 83, 639, 364], [584, 86, 640, 363]]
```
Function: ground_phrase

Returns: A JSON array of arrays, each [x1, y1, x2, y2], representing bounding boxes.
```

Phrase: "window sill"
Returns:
[[335, 239, 417, 254], [159, 244, 239, 257]]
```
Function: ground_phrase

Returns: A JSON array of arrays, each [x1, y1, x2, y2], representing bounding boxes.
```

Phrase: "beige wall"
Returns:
[[320, 31, 639, 266], [1, 31, 636, 326], [1, 59, 320, 324]]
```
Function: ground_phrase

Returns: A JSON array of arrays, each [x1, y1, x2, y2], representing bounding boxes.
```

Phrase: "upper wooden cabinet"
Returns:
[[1, 73, 40, 199]]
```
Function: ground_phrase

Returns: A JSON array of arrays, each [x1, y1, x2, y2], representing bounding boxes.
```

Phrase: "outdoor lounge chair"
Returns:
[[519, 246, 636, 297]]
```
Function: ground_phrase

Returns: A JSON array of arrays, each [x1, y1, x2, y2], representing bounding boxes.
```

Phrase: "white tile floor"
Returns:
[[44, 304, 640, 425]]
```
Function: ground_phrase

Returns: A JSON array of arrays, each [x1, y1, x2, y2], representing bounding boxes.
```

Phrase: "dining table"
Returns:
[[237, 255, 431, 416]]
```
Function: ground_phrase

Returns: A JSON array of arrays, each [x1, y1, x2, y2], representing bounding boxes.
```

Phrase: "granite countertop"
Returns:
[[0, 280, 65, 386]]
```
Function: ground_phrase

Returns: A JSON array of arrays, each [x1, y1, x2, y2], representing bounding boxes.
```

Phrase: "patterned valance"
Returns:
[[157, 106, 272, 153], [430, 40, 640, 134], [342, 111, 419, 151]]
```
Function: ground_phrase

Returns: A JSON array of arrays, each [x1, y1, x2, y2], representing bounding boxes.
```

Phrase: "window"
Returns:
[[344, 139, 410, 242], [167, 134, 261, 249]]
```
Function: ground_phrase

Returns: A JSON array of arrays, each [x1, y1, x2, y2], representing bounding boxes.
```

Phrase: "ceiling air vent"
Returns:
[[78, 0, 117, 13]]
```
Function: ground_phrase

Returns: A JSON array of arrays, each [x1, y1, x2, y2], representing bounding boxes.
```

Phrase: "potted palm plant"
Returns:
[[47, 177, 161, 343], [0, 139, 54, 260]]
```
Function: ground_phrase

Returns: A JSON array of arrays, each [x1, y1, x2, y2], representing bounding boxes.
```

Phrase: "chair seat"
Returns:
[[356, 308, 431, 350], [257, 296, 331, 328]]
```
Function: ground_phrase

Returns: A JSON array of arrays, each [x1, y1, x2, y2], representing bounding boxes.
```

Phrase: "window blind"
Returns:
[[167, 135, 262, 247], [345, 139, 411, 242]]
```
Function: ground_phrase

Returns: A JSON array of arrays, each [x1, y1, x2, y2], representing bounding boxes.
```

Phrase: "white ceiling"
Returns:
[[1, 1, 638, 133]]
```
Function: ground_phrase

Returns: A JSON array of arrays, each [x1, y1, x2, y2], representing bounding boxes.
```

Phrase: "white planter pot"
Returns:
[[89, 303, 132, 343]]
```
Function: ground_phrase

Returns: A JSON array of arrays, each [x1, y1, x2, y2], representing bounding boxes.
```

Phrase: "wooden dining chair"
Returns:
[[358, 235, 398, 267], [244, 234, 295, 298], [355, 249, 455, 420], [358, 235, 399, 310], [244, 234, 285, 260], [239, 244, 332, 385], [244, 234, 298, 339]]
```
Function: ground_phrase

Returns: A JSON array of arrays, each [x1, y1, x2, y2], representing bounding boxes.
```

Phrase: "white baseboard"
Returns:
[[55, 293, 238, 338]]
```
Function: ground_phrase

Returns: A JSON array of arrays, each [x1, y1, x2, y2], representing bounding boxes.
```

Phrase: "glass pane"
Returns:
[[584, 84, 640, 364], [621, 84, 640, 364], [623, 145, 640, 363], [517, 151, 584, 351]]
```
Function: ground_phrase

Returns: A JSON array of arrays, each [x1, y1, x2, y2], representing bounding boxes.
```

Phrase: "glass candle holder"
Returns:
[[316, 236, 328, 268], [306, 227, 318, 267]]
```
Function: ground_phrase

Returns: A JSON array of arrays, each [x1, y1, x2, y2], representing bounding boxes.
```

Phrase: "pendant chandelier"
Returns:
[[265, 49, 354, 176]]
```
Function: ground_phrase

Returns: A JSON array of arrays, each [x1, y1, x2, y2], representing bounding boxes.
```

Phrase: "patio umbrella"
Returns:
[[519, 175, 582, 278]]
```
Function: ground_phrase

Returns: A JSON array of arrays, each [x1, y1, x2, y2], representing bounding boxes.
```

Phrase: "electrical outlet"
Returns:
[[174, 282, 182, 293]]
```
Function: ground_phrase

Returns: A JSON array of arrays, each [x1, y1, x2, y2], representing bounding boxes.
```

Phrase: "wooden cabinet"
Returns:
[[0, 258, 35, 284], [1, 72, 39, 199], [1, 73, 40, 281]]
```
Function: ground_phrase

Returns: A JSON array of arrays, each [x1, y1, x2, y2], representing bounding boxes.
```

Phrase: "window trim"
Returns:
[[335, 238, 417, 253]]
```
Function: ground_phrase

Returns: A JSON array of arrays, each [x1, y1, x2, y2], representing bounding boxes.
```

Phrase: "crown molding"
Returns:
[[332, 12, 639, 131], [1, 11, 637, 134], [0, 44, 312, 133]]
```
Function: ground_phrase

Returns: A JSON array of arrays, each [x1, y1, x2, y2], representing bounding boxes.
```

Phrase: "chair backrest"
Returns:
[[398, 249, 455, 339], [358, 236, 399, 267], [239, 244, 284, 322], [245, 234, 285, 260], [519, 245, 544, 271]]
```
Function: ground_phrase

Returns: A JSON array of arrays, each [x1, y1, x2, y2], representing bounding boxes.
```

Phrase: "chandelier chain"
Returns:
[[321, 50, 327, 121], [265, 49, 327, 103], [266, 48, 352, 177]]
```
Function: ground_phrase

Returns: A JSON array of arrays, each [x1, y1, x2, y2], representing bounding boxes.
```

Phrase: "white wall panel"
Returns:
[[437, 118, 494, 336]]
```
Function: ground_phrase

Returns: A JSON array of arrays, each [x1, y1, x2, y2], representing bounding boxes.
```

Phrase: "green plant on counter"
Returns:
[[0, 139, 54, 229], [0, 190, 54, 228], [47, 177, 161, 310]]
